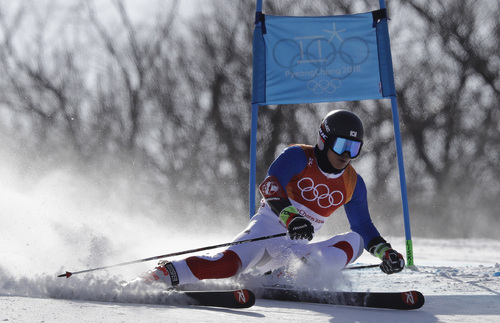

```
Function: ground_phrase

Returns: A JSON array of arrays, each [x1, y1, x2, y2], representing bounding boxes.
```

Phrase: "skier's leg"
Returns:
[[292, 231, 364, 272], [137, 212, 286, 286]]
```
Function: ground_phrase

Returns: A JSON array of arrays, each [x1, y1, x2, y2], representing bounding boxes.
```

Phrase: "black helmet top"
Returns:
[[317, 110, 364, 154]]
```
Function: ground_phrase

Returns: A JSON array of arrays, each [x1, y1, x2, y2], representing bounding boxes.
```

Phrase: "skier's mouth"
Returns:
[[338, 156, 350, 163]]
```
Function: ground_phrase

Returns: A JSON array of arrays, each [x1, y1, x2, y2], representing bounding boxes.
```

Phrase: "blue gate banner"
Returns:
[[252, 10, 396, 105]]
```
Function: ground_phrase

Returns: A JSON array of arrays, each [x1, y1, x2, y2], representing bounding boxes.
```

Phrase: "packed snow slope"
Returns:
[[1, 235, 499, 323], [1, 159, 499, 322]]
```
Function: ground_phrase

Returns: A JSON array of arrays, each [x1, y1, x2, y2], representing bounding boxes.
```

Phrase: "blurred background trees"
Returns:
[[0, 0, 498, 238]]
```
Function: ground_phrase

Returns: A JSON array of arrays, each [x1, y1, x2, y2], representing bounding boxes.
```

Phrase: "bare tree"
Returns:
[[389, 1, 500, 236], [0, 0, 498, 237]]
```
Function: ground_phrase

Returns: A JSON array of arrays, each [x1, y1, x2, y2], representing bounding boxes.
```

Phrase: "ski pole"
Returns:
[[58, 232, 287, 278], [344, 264, 379, 270]]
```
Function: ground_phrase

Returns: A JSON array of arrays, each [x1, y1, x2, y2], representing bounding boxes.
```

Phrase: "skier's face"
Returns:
[[327, 149, 351, 170]]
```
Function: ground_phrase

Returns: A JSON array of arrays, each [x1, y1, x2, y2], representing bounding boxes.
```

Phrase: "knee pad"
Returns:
[[331, 232, 364, 265], [185, 250, 242, 280]]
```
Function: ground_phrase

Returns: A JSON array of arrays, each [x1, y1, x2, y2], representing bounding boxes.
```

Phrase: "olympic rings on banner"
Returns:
[[307, 79, 342, 94]]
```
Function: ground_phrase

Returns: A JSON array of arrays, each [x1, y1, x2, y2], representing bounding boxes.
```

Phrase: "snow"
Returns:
[[1, 157, 499, 322], [1, 235, 499, 322]]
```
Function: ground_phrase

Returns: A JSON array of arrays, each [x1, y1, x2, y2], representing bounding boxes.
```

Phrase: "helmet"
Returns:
[[317, 110, 364, 158]]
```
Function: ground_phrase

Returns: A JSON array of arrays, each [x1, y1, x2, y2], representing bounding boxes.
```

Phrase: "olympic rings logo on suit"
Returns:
[[297, 177, 344, 208]]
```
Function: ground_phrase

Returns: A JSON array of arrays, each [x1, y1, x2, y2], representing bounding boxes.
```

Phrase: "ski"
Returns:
[[173, 289, 255, 309], [257, 286, 424, 310]]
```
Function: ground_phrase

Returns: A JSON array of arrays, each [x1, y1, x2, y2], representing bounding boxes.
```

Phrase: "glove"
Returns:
[[280, 206, 314, 241], [370, 242, 405, 274], [288, 216, 314, 241], [380, 249, 405, 274]]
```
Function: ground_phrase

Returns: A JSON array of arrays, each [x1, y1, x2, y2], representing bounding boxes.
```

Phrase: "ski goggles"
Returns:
[[331, 137, 363, 158]]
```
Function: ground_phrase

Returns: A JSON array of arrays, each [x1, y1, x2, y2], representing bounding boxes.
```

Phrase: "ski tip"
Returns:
[[233, 289, 256, 308], [58, 271, 73, 278], [402, 290, 425, 309]]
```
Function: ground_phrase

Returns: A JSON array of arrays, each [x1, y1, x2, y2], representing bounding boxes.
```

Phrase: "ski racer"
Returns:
[[137, 109, 405, 287]]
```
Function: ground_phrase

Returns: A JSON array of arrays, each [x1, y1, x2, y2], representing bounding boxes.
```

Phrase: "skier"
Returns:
[[137, 109, 405, 287]]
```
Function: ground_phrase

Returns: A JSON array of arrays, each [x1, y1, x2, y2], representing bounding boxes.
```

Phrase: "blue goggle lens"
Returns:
[[331, 137, 362, 158]]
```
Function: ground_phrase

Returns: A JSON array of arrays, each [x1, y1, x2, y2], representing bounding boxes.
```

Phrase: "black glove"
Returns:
[[287, 215, 314, 241], [380, 249, 405, 274], [279, 206, 314, 241]]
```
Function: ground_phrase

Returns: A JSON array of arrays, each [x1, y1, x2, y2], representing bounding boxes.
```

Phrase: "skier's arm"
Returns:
[[344, 175, 381, 250], [259, 175, 291, 215], [259, 146, 307, 215], [344, 175, 405, 274], [259, 146, 314, 241]]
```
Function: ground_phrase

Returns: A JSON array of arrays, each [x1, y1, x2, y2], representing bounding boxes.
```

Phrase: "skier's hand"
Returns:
[[380, 249, 405, 274], [287, 216, 314, 241], [279, 206, 314, 241], [369, 241, 405, 274]]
